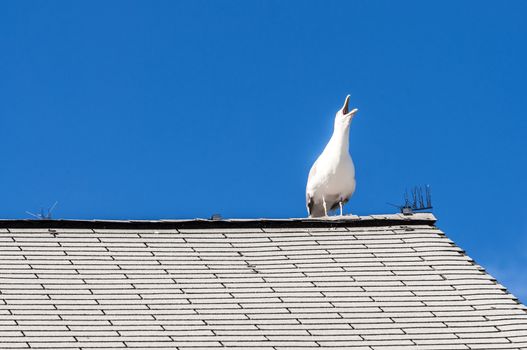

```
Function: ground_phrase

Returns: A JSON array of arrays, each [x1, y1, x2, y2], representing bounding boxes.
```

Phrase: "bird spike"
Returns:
[[26, 201, 58, 220], [392, 186, 433, 215]]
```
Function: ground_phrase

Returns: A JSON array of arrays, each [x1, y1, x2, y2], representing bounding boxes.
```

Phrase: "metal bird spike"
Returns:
[[26, 201, 58, 220], [426, 185, 432, 208], [411, 185, 432, 211], [404, 189, 410, 207], [390, 186, 432, 215], [417, 187, 425, 209]]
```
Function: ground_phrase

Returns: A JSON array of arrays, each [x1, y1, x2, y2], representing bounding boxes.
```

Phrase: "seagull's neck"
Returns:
[[328, 123, 351, 156]]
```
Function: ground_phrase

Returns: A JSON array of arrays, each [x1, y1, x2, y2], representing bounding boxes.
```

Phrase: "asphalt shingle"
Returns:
[[0, 213, 526, 349]]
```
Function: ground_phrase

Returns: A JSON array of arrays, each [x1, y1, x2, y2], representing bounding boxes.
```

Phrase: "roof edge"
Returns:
[[0, 213, 436, 229]]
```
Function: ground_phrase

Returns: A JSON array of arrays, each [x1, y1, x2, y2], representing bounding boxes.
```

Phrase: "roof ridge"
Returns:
[[0, 213, 436, 229]]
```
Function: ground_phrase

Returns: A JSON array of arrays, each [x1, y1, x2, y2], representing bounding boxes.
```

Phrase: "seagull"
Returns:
[[306, 95, 358, 217]]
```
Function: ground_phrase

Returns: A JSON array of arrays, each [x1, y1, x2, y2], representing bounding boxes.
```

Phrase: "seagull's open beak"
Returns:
[[342, 95, 350, 115], [342, 95, 358, 117]]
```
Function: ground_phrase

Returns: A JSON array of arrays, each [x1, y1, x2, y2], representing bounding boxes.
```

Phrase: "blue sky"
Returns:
[[1, 1, 526, 300]]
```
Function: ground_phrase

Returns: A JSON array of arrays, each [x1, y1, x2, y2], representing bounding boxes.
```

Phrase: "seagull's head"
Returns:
[[334, 95, 358, 129]]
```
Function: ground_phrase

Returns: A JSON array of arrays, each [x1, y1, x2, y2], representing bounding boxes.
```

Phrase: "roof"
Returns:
[[0, 213, 526, 350]]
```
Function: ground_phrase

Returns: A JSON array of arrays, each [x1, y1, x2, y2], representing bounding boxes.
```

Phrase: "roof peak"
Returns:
[[0, 212, 436, 230]]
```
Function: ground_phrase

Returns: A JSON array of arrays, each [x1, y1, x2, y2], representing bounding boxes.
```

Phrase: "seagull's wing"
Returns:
[[306, 193, 315, 216], [306, 161, 319, 216], [306, 160, 318, 189]]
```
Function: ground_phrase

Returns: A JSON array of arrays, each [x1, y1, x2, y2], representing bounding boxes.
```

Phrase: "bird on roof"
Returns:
[[306, 95, 358, 217]]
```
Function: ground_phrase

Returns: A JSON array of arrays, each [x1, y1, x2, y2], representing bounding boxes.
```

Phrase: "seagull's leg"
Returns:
[[322, 198, 328, 216]]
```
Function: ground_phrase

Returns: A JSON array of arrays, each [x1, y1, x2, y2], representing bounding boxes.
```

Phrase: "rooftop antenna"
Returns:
[[26, 201, 58, 220], [388, 185, 432, 215]]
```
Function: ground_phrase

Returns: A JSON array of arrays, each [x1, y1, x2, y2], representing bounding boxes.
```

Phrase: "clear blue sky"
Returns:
[[1, 1, 526, 300]]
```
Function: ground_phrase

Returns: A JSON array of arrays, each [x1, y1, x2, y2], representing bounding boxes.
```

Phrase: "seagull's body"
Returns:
[[306, 95, 358, 217]]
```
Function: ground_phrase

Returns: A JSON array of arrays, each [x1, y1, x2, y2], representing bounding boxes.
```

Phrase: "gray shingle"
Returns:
[[0, 213, 525, 349]]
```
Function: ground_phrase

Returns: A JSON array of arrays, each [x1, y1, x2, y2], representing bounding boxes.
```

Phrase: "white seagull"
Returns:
[[306, 95, 358, 217]]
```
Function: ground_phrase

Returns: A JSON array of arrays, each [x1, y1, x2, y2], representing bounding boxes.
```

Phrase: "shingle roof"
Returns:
[[1, 213, 526, 350]]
